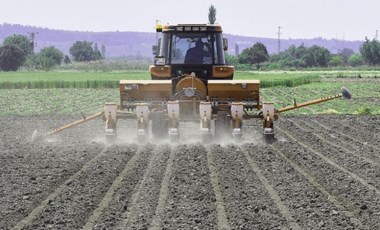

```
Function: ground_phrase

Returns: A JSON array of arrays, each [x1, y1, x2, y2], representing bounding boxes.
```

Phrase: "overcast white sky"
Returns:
[[0, 0, 378, 41]]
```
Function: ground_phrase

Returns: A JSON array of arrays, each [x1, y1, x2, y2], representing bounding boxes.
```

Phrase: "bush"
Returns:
[[70, 41, 103, 62], [36, 46, 64, 70], [329, 55, 343, 67], [238, 42, 269, 65], [0, 45, 26, 71], [347, 54, 364, 67]]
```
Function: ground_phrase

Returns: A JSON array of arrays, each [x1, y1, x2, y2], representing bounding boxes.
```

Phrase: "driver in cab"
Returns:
[[184, 40, 209, 64]]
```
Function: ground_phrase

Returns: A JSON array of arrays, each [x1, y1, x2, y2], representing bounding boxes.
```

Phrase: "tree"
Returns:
[[101, 44, 106, 58], [70, 41, 101, 62], [208, 5, 217, 24], [3, 34, 33, 56], [93, 43, 103, 60], [302, 48, 317, 67], [360, 37, 380, 65], [24, 53, 37, 70], [64, 55, 71, 64], [239, 42, 269, 65], [269, 44, 307, 68], [312, 45, 330, 67], [36, 46, 64, 70], [338, 48, 354, 64], [225, 53, 239, 66], [347, 53, 364, 67], [0, 45, 26, 71], [269, 44, 330, 68], [301, 45, 330, 67], [329, 55, 343, 67]]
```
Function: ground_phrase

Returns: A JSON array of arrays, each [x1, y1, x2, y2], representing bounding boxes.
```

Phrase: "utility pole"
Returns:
[[376, 30, 378, 40], [235, 43, 239, 56], [28, 32, 38, 52], [277, 26, 282, 53]]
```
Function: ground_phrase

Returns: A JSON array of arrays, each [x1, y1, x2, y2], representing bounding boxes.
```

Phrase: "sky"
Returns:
[[0, 0, 378, 41]]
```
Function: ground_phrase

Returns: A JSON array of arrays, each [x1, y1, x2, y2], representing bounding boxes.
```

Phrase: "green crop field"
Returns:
[[0, 71, 150, 82], [1, 70, 380, 89], [0, 70, 379, 116], [261, 80, 380, 115], [0, 88, 118, 115], [0, 71, 322, 89], [0, 71, 150, 89]]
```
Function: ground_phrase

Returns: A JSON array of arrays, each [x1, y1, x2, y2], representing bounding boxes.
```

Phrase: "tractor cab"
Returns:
[[150, 24, 234, 80]]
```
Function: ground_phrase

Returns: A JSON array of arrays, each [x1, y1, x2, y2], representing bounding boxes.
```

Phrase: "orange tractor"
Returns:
[[32, 24, 351, 144]]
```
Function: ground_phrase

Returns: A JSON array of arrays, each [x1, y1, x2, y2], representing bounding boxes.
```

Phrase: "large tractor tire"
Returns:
[[151, 111, 169, 139]]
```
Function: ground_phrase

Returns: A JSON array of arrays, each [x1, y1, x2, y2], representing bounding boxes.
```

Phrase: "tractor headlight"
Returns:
[[154, 57, 166, 66], [202, 70, 208, 77], [176, 69, 183, 76]]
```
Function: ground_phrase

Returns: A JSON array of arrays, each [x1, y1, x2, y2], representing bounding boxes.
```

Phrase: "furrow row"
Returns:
[[14, 144, 140, 230], [11, 145, 109, 230], [309, 118, 378, 150], [275, 127, 380, 229], [278, 120, 380, 190], [289, 119, 380, 167]]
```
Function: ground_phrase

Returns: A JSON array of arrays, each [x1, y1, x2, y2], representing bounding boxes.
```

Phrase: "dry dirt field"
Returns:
[[1, 115, 379, 230]]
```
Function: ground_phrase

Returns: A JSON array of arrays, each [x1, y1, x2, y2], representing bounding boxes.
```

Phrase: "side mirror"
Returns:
[[223, 38, 228, 51], [152, 38, 161, 56]]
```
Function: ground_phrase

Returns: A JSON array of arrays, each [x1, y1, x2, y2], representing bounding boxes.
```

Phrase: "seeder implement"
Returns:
[[102, 78, 351, 144], [30, 85, 351, 144]]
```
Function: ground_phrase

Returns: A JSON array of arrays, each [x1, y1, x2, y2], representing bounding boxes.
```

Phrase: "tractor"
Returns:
[[32, 23, 351, 144]]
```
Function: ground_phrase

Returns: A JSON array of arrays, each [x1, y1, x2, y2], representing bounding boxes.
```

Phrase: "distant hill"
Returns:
[[0, 23, 363, 58]]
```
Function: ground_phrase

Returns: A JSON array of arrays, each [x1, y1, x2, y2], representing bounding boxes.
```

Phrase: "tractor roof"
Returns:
[[161, 24, 222, 33]]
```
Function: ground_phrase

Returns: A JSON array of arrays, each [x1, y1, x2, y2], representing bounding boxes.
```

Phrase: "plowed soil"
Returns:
[[1, 115, 379, 230]]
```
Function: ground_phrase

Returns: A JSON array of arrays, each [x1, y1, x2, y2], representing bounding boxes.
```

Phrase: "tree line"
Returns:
[[228, 37, 380, 70], [1, 33, 380, 71], [0, 34, 105, 71]]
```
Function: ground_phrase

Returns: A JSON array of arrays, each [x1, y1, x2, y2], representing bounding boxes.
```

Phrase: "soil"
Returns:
[[1, 115, 379, 229]]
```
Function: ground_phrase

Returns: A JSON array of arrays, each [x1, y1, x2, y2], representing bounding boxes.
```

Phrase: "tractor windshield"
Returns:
[[159, 32, 226, 65]]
